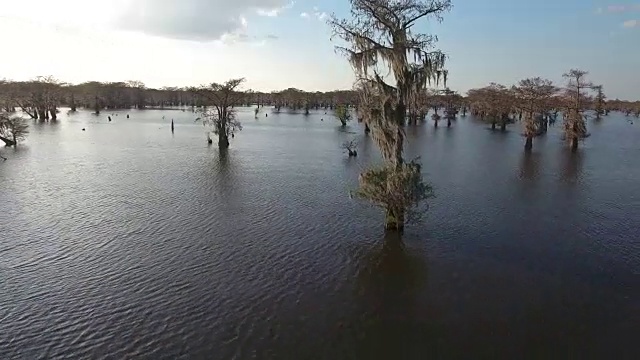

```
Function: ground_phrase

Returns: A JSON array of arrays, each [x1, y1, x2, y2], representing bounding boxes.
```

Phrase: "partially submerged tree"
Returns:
[[427, 88, 443, 127], [562, 69, 591, 152], [331, 0, 451, 231], [190, 78, 247, 149], [441, 88, 459, 127], [513, 77, 558, 151], [467, 83, 513, 131], [334, 104, 352, 126], [9, 76, 62, 121], [0, 113, 29, 146], [342, 138, 359, 157], [593, 85, 606, 120]]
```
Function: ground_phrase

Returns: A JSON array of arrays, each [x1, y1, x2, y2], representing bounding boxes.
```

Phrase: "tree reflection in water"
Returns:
[[560, 149, 584, 185], [519, 151, 541, 181], [352, 232, 432, 359]]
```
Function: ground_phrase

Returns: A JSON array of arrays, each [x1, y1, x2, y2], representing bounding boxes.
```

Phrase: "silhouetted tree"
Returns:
[[191, 78, 248, 149], [342, 138, 359, 157]]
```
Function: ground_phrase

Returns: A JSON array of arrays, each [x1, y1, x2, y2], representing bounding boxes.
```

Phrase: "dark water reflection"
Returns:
[[351, 233, 429, 360], [0, 108, 638, 359]]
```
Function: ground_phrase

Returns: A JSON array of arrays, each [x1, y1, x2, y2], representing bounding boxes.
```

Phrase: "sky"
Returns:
[[0, 0, 638, 99]]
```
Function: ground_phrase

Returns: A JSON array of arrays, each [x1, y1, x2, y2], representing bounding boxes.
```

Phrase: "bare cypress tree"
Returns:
[[190, 78, 247, 149], [330, 0, 451, 231]]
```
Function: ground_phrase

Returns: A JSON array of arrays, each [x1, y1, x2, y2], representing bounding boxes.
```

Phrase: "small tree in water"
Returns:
[[562, 69, 591, 152], [191, 78, 247, 149], [334, 104, 352, 126], [330, 0, 451, 231], [0, 113, 29, 147], [593, 85, 606, 120]]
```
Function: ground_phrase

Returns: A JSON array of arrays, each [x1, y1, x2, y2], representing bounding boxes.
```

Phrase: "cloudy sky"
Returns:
[[0, 0, 638, 99]]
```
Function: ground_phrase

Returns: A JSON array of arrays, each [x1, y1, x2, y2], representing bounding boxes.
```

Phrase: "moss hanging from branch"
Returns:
[[355, 160, 434, 226], [330, 1, 452, 231]]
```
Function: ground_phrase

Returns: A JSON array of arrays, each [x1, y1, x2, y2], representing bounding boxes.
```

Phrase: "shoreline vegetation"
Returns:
[[2, 0, 639, 232]]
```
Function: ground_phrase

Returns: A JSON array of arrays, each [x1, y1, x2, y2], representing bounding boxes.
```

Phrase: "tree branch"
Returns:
[[404, 4, 448, 28], [358, 0, 398, 31], [331, 20, 392, 51]]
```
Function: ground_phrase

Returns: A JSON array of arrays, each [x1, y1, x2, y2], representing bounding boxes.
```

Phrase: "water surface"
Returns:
[[1, 108, 638, 359]]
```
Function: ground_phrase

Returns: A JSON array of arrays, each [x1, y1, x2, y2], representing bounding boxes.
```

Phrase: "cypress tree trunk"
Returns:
[[218, 121, 230, 149], [385, 207, 405, 232], [38, 108, 47, 120], [218, 133, 229, 149], [384, 117, 406, 232]]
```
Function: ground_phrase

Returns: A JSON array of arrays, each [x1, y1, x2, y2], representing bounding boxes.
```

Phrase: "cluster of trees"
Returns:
[[466, 70, 598, 151], [0, 77, 149, 118]]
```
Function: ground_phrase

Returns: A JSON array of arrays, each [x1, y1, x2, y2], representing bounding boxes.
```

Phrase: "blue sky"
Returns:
[[0, 0, 638, 99]]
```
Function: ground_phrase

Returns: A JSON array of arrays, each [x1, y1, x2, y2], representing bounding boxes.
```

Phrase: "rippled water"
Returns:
[[1, 108, 638, 359]]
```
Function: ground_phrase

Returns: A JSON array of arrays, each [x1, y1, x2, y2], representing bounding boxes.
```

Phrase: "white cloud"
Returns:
[[257, 1, 295, 17], [622, 19, 639, 27], [116, 0, 291, 41], [257, 8, 280, 16], [598, 4, 640, 13], [300, 7, 328, 21]]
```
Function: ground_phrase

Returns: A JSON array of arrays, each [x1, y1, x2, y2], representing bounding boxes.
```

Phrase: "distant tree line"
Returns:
[[0, 77, 361, 118], [1, 76, 637, 124]]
